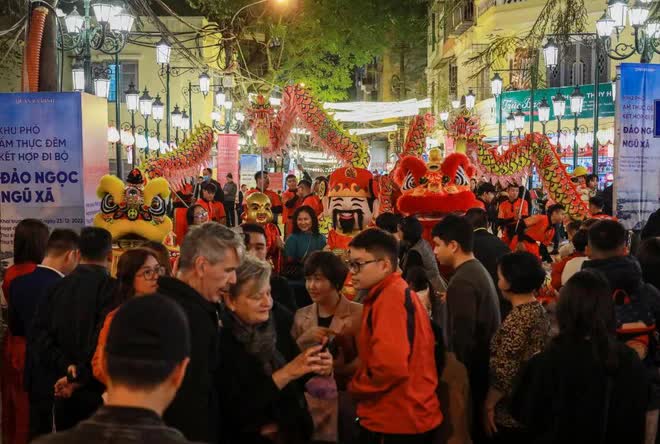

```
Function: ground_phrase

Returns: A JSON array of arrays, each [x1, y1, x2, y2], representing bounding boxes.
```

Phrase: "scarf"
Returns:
[[227, 310, 286, 375]]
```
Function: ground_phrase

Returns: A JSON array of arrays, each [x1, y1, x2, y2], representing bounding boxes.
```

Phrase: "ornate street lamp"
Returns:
[[514, 105, 525, 138], [538, 97, 551, 135], [139, 88, 153, 155], [72, 59, 85, 91], [543, 38, 559, 69], [156, 38, 171, 65], [506, 111, 516, 146], [171, 104, 182, 145], [125, 82, 139, 167], [465, 89, 476, 111], [570, 86, 585, 168], [597, 0, 658, 62], [198, 72, 211, 96], [58, 0, 134, 93], [93, 75, 110, 98]]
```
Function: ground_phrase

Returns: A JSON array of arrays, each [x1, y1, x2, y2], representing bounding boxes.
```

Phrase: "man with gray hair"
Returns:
[[157, 222, 243, 443]]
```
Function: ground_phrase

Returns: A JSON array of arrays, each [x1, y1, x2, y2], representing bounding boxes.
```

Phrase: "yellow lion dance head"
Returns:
[[93, 168, 173, 243]]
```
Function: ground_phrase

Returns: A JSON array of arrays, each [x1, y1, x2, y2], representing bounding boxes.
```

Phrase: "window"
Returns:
[[547, 42, 609, 87], [431, 13, 437, 47], [449, 63, 458, 97], [92, 61, 139, 102]]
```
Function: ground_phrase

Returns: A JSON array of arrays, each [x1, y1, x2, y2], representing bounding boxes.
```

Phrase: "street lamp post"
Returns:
[[506, 112, 516, 146], [514, 106, 525, 139], [125, 82, 139, 167], [171, 104, 182, 145], [181, 110, 190, 142], [538, 97, 550, 135], [552, 92, 567, 146], [152, 95, 164, 153], [491, 73, 504, 144], [139, 88, 153, 158], [570, 86, 585, 169]]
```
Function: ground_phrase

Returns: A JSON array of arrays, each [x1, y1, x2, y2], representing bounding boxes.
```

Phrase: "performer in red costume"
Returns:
[[497, 183, 529, 244], [243, 192, 283, 272], [323, 166, 378, 257], [511, 204, 565, 259], [282, 174, 300, 236]]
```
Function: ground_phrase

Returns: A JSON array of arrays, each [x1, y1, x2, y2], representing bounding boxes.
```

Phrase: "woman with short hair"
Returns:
[[218, 255, 333, 444], [292, 251, 363, 443]]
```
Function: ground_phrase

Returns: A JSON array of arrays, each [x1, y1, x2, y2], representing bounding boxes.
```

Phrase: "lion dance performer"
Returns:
[[242, 192, 283, 272]]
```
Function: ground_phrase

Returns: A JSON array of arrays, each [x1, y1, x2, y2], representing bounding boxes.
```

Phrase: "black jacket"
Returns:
[[216, 309, 313, 444], [582, 255, 660, 406], [512, 337, 648, 444], [158, 277, 221, 443], [30, 264, 115, 393], [271, 275, 297, 314], [32, 406, 202, 444], [472, 228, 511, 318], [11, 267, 63, 398]]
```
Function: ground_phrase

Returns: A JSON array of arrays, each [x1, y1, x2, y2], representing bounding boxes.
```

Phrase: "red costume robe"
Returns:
[[511, 214, 555, 259], [498, 198, 529, 244]]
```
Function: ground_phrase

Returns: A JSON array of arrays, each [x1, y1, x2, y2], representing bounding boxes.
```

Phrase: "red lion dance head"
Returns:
[[392, 148, 483, 239]]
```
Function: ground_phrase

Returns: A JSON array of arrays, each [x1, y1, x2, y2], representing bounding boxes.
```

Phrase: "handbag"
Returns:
[[282, 235, 313, 280]]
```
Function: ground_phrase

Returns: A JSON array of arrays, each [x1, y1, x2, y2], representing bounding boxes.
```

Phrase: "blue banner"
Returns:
[[615, 64, 660, 229], [0, 93, 108, 253]]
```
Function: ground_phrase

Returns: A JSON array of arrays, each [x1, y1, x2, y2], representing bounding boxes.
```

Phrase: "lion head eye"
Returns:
[[101, 194, 118, 214], [150, 196, 166, 217], [402, 172, 416, 191], [454, 166, 468, 186]]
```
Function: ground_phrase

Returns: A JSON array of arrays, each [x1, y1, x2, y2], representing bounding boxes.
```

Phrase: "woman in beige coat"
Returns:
[[291, 251, 363, 444]]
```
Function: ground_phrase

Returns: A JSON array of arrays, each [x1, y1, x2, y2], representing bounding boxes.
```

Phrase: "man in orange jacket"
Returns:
[[348, 228, 442, 442], [497, 183, 529, 244], [511, 204, 565, 259]]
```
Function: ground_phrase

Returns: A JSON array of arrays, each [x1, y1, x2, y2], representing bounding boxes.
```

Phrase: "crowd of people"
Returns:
[[1, 166, 660, 444]]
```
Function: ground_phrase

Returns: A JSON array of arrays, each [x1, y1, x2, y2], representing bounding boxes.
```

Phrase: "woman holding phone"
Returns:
[[292, 251, 363, 444]]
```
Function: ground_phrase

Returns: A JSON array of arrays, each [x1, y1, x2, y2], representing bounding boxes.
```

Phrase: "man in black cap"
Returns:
[[33, 294, 196, 444]]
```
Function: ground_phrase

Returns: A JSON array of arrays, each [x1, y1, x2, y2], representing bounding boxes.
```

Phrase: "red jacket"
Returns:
[[195, 198, 225, 223], [349, 273, 442, 434], [301, 194, 323, 216]]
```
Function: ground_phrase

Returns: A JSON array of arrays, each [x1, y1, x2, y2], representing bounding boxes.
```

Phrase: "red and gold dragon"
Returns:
[[451, 113, 589, 220]]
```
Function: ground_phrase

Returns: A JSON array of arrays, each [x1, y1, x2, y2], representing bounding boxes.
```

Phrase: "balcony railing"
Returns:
[[445, 0, 475, 37], [477, 0, 528, 16]]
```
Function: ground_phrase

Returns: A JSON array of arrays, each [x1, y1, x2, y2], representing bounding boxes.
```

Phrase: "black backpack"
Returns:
[[613, 288, 657, 362]]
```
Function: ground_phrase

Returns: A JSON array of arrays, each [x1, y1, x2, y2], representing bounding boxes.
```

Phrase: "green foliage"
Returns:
[[183, 0, 428, 101], [466, 0, 588, 79]]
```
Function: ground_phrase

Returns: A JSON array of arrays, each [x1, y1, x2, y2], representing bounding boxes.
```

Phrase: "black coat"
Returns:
[[512, 336, 648, 444], [32, 406, 203, 444], [158, 277, 221, 443], [216, 308, 313, 444], [472, 228, 511, 317], [30, 264, 115, 391]]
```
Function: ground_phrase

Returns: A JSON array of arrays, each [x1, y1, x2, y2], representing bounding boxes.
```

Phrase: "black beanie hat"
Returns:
[[106, 294, 191, 362]]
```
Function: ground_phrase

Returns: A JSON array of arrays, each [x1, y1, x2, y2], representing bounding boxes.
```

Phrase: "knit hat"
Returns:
[[106, 294, 191, 362]]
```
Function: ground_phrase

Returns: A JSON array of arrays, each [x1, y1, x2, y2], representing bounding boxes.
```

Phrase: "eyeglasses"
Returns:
[[137, 266, 166, 280], [346, 259, 381, 273], [193, 211, 209, 219]]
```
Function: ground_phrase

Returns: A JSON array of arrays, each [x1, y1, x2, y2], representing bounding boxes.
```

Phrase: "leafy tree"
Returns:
[[182, 0, 428, 101]]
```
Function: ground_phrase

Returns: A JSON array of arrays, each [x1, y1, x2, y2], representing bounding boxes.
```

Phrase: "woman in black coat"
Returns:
[[217, 255, 333, 444], [511, 269, 649, 444]]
